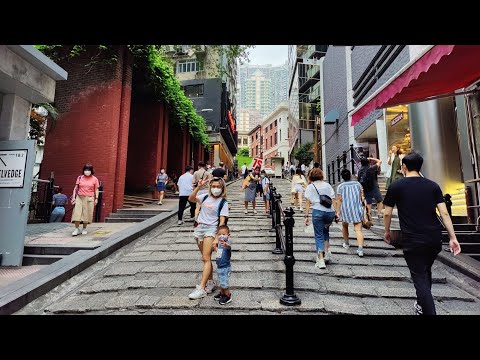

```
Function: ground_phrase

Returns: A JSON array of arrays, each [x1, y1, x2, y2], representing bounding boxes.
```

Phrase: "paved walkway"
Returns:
[[0, 198, 180, 290], [16, 179, 480, 315]]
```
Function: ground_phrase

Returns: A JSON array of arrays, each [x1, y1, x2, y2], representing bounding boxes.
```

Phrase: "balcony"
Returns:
[[308, 81, 321, 102], [304, 45, 329, 60]]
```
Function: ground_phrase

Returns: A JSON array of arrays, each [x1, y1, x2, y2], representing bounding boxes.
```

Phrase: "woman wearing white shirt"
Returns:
[[304, 168, 336, 269], [291, 168, 308, 211]]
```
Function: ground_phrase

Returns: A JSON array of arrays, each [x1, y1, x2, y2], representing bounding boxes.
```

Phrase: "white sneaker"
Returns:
[[81, 229, 87, 235], [299, 208, 304, 212], [342, 241, 350, 250], [158, 201, 162, 205], [244, 210, 248, 214], [72, 228, 80, 236], [177, 220, 184, 225], [357, 248, 364, 257], [205, 279, 217, 294], [324, 251, 332, 264], [188, 285, 207, 300], [253, 210, 258, 214], [315, 258, 326, 269], [175, 191, 179, 195]]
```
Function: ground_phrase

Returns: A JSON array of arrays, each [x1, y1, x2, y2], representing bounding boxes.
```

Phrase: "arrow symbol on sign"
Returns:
[[0, 157, 6, 167]]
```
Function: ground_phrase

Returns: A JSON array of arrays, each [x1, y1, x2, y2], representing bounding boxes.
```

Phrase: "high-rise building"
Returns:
[[288, 45, 328, 164], [164, 45, 238, 171], [237, 108, 262, 149], [238, 63, 288, 119]]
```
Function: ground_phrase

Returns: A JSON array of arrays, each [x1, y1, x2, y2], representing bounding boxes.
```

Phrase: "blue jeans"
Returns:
[[312, 209, 335, 254], [217, 265, 231, 289], [49, 206, 65, 222]]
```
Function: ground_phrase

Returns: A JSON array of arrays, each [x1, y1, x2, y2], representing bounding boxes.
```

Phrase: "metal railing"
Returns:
[[327, 144, 362, 185], [29, 175, 55, 223], [268, 182, 301, 306]]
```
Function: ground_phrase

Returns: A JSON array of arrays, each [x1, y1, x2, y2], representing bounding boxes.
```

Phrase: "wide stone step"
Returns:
[[117, 209, 171, 215], [108, 213, 154, 219], [23, 244, 99, 255], [105, 217, 145, 223], [22, 254, 65, 265]]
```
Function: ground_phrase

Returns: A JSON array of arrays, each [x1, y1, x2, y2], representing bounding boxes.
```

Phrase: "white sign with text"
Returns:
[[0, 150, 28, 187]]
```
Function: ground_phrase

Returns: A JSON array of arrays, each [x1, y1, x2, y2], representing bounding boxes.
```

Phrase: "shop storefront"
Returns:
[[351, 45, 480, 220], [385, 105, 411, 155]]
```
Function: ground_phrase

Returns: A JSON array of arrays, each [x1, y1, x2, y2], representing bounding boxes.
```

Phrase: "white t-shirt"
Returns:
[[177, 172, 194, 196], [261, 176, 270, 190], [196, 193, 229, 226], [241, 165, 247, 174], [305, 180, 336, 212]]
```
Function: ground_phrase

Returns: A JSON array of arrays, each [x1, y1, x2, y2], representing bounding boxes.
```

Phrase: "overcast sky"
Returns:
[[246, 45, 288, 66]]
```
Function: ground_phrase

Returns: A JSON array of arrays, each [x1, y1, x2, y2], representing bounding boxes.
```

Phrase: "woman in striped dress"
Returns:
[[335, 169, 365, 257]]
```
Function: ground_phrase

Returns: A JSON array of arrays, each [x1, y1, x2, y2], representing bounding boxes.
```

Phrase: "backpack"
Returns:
[[201, 195, 228, 225], [358, 166, 374, 193]]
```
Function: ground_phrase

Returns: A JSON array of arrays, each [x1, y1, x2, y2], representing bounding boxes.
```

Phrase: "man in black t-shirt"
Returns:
[[383, 152, 461, 315], [212, 161, 227, 180]]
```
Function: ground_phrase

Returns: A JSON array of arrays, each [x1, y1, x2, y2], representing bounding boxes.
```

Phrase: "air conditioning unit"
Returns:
[[206, 125, 213, 131], [196, 45, 206, 53], [165, 45, 175, 53]]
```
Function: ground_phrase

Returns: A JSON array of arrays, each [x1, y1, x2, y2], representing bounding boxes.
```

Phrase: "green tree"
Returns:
[[293, 142, 314, 166], [238, 147, 250, 157]]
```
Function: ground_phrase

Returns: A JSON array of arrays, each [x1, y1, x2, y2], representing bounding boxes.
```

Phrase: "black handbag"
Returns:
[[312, 184, 332, 208]]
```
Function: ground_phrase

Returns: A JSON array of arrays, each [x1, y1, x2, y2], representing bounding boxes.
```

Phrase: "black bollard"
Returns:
[[272, 193, 283, 254], [280, 207, 301, 306], [269, 185, 276, 232]]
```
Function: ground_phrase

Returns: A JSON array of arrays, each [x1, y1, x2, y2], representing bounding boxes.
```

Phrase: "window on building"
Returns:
[[182, 84, 204, 98], [280, 129, 281, 141], [274, 120, 277, 128], [274, 132, 277, 145], [270, 136, 273, 147], [177, 59, 201, 73], [270, 123, 273, 131], [265, 138, 268, 149]]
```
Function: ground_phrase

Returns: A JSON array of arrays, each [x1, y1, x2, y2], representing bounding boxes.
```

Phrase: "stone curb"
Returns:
[[437, 251, 480, 282], [0, 180, 239, 314]]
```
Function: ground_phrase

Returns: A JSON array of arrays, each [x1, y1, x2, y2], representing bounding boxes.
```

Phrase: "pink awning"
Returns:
[[351, 45, 480, 126]]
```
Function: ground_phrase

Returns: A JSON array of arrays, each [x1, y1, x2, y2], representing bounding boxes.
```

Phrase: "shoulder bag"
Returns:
[[312, 183, 332, 208]]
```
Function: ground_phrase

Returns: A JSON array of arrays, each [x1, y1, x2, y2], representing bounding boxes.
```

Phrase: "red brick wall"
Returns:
[[249, 127, 262, 158], [167, 124, 187, 177], [40, 46, 132, 222], [126, 101, 164, 192]]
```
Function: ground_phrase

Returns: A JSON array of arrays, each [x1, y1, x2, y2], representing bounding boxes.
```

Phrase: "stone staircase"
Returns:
[[105, 193, 179, 223]]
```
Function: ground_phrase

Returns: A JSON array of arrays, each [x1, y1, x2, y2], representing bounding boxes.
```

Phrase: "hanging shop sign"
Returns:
[[227, 111, 236, 133], [391, 112, 404, 127]]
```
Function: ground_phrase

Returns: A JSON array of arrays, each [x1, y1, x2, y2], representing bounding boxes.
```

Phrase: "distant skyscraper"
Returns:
[[237, 63, 288, 121]]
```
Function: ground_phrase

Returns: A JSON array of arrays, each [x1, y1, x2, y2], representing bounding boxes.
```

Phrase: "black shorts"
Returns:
[[365, 187, 383, 204]]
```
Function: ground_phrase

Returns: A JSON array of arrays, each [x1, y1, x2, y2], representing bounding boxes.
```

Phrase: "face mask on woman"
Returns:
[[211, 188, 222, 197], [84, 170, 92, 176], [260, 175, 265, 179], [160, 170, 165, 174]]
